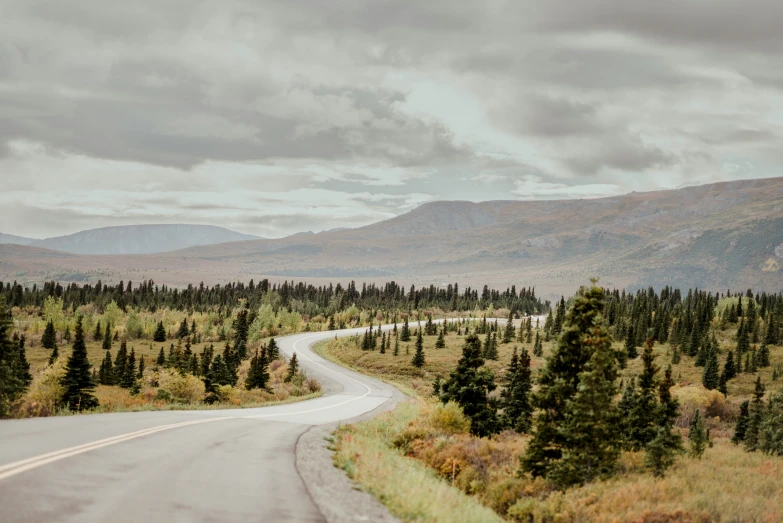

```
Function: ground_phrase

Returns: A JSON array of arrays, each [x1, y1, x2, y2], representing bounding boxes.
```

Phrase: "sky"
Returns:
[[2, 0, 782, 239]]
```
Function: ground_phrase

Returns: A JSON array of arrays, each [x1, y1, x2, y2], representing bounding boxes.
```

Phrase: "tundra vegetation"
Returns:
[[0, 278, 545, 417], [323, 283, 783, 522]]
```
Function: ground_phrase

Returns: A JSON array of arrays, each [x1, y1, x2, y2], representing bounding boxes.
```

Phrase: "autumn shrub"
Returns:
[[15, 357, 66, 417]]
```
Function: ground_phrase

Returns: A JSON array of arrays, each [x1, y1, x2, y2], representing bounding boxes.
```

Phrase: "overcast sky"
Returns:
[[2, 0, 782, 239]]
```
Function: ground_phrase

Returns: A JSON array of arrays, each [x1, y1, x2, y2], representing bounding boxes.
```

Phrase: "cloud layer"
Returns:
[[2, 0, 781, 238]]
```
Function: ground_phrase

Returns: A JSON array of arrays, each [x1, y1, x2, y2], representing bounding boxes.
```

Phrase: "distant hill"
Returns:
[[0, 225, 260, 255], [1, 178, 782, 296]]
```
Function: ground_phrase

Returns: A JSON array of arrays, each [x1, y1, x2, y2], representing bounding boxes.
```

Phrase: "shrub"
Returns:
[[15, 359, 67, 417], [156, 368, 204, 403], [431, 401, 471, 434]]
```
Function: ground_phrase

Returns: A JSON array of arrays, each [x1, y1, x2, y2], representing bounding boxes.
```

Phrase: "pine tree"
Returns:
[[60, 318, 98, 411], [485, 333, 498, 360], [411, 330, 425, 368], [435, 330, 446, 349], [758, 389, 783, 455], [285, 352, 299, 383], [533, 330, 543, 357], [42, 320, 57, 350], [328, 315, 336, 331], [102, 322, 112, 350], [154, 321, 166, 342], [625, 325, 638, 359], [16, 335, 31, 387], [63, 325, 71, 343], [744, 377, 766, 452], [626, 339, 659, 450], [114, 340, 128, 384], [94, 320, 102, 341], [380, 332, 387, 354], [732, 400, 750, 445], [500, 347, 532, 433], [233, 310, 249, 359], [688, 409, 707, 458], [267, 338, 280, 360], [121, 348, 136, 388], [702, 344, 719, 390], [440, 333, 498, 437], [245, 348, 270, 390], [401, 318, 411, 342], [503, 312, 514, 344], [0, 298, 27, 417], [156, 347, 166, 367], [645, 365, 683, 476], [99, 351, 114, 385], [521, 282, 620, 481], [137, 355, 145, 379], [393, 332, 400, 357], [177, 318, 190, 339]]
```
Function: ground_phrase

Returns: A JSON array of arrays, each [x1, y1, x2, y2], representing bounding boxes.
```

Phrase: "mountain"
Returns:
[[1, 178, 782, 296], [0, 225, 260, 255], [0, 233, 35, 246]]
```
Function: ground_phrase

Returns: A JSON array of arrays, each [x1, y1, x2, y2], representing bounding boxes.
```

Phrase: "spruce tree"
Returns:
[[63, 325, 71, 343], [645, 365, 683, 476], [121, 348, 137, 389], [393, 332, 400, 357], [156, 347, 166, 367], [114, 340, 128, 384], [626, 339, 659, 450], [94, 320, 102, 341], [42, 320, 57, 350], [102, 323, 112, 350], [401, 318, 411, 342], [100, 351, 114, 385], [503, 312, 514, 344], [688, 409, 707, 458], [0, 298, 27, 417], [435, 330, 446, 349], [233, 310, 249, 359], [440, 333, 498, 437], [548, 327, 620, 488], [744, 377, 766, 452], [177, 318, 190, 339], [702, 344, 719, 390], [380, 332, 387, 354], [137, 355, 145, 379], [154, 321, 166, 342], [533, 330, 543, 357], [245, 348, 270, 390], [521, 282, 620, 480], [14, 335, 31, 387], [285, 352, 299, 383], [500, 347, 532, 433], [485, 333, 498, 360], [60, 318, 98, 411], [732, 400, 750, 445], [758, 389, 783, 455], [267, 338, 280, 360], [625, 325, 638, 359], [411, 330, 425, 368]]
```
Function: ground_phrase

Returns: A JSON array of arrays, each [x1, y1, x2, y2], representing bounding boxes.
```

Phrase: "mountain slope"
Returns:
[[0, 233, 35, 246], [1, 178, 782, 295], [0, 225, 260, 255]]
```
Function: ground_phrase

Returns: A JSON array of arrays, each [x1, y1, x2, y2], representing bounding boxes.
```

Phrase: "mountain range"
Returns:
[[0, 225, 260, 255], [1, 177, 782, 297]]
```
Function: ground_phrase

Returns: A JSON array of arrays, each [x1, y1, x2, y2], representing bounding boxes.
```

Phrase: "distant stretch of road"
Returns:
[[0, 318, 530, 522]]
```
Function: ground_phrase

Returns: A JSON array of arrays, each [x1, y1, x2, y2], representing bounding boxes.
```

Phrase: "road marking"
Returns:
[[0, 417, 232, 482]]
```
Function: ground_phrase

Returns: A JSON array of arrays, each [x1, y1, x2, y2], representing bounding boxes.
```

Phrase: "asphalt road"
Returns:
[[0, 323, 411, 523]]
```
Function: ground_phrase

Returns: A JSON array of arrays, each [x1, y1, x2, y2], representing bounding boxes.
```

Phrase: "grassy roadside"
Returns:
[[318, 333, 783, 522]]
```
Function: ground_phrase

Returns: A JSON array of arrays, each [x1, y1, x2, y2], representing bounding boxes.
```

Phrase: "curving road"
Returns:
[[0, 323, 412, 523]]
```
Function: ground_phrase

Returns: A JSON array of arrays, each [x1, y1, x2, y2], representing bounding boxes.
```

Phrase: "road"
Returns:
[[0, 322, 415, 523], [0, 318, 532, 522]]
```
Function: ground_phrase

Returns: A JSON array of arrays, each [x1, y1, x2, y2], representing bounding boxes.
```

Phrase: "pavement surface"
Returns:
[[0, 323, 411, 523]]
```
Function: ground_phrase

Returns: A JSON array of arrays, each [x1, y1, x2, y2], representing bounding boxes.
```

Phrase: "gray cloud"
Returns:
[[1, 0, 781, 237]]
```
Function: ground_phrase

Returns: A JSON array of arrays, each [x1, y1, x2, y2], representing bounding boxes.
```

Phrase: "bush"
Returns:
[[156, 368, 204, 403], [431, 401, 471, 434], [673, 385, 734, 427], [16, 359, 67, 417]]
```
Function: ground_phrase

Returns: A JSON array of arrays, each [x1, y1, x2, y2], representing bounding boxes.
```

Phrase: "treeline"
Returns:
[[1, 279, 548, 316]]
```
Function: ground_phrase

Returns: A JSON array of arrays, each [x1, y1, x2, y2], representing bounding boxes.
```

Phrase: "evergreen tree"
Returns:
[[625, 325, 638, 359], [16, 335, 31, 387], [500, 347, 532, 433], [732, 400, 750, 445], [702, 344, 719, 390], [94, 320, 102, 341], [233, 310, 249, 359], [380, 332, 387, 354], [722, 350, 737, 381], [688, 409, 708, 458], [63, 325, 71, 342], [48, 343, 59, 365], [154, 321, 166, 342], [411, 330, 425, 368], [0, 298, 27, 417], [102, 322, 112, 350], [401, 318, 411, 342], [156, 347, 166, 366], [245, 349, 270, 390], [285, 352, 299, 383], [440, 333, 498, 437], [757, 343, 771, 368], [60, 318, 98, 411], [42, 320, 57, 350], [503, 312, 514, 344], [99, 351, 114, 385], [121, 348, 137, 388], [645, 365, 683, 476], [485, 333, 499, 360], [177, 318, 189, 339], [114, 340, 128, 384], [393, 332, 400, 357], [625, 339, 659, 450], [137, 355, 145, 379], [328, 315, 336, 331], [548, 328, 620, 488], [435, 330, 446, 349], [267, 338, 280, 360], [521, 282, 620, 480], [533, 330, 543, 357], [744, 377, 766, 452], [759, 389, 783, 456]]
